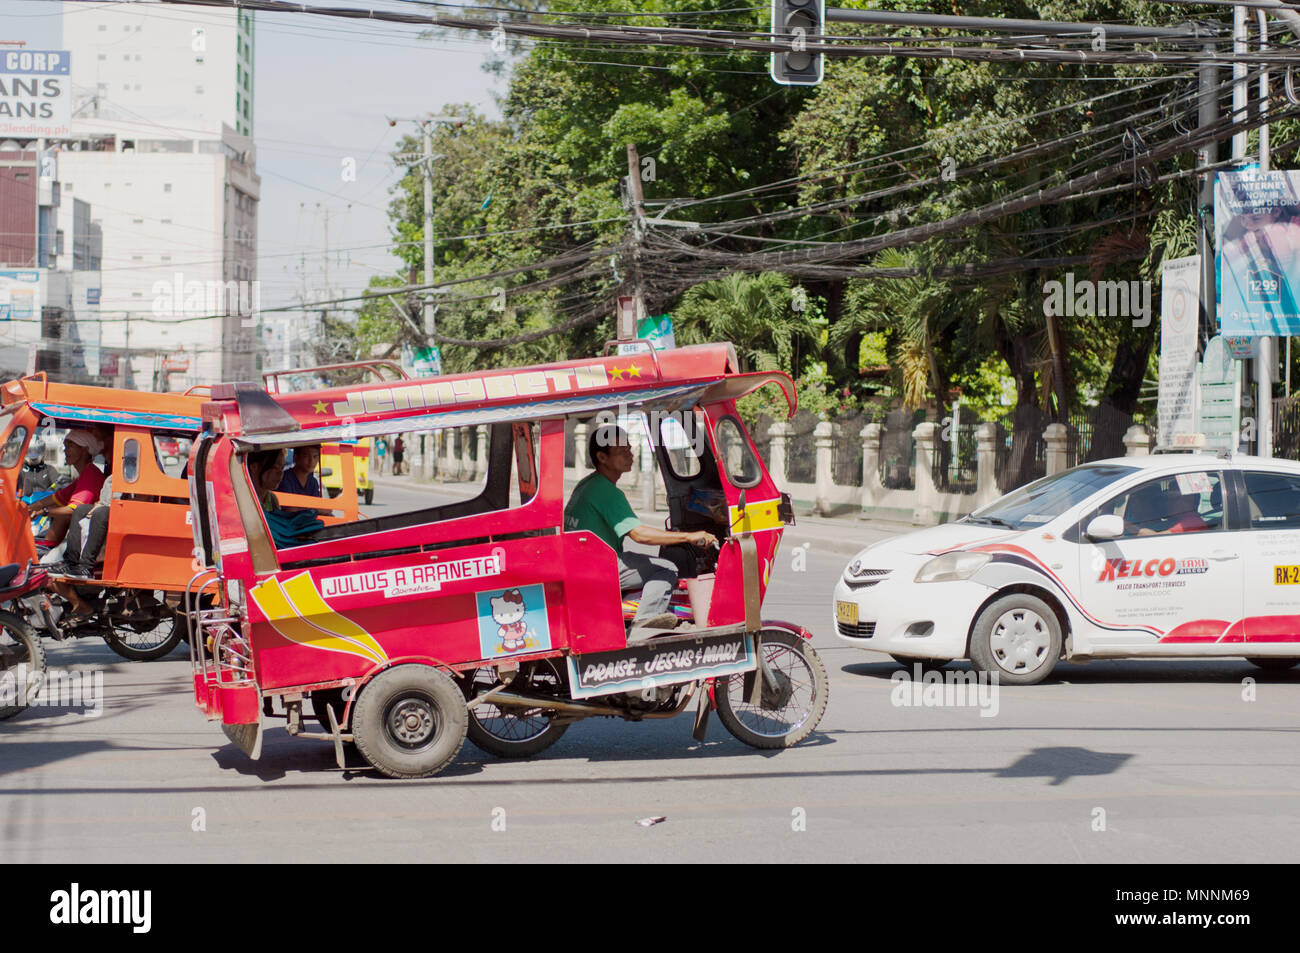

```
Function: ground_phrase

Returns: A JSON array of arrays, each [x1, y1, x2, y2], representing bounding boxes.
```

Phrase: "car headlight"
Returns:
[[914, 551, 991, 583]]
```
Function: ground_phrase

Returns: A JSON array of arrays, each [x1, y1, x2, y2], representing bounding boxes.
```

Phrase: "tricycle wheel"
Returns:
[[715, 628, 828, 749], [352, 665, 466, 779], [0, 610, 45, 720], [464, 666, 567, 758], [363, 487, 374, 505], [105, 593, 184, 661]]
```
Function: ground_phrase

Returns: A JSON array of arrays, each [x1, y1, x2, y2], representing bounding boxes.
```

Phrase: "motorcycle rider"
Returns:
[[18, 446, 58, 498]]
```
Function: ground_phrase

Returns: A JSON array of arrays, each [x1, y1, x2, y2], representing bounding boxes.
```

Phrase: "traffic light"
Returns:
[[770, 0, 824, 86]]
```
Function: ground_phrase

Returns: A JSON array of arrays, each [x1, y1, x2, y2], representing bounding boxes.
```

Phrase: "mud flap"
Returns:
[[221, 712, 263, 761], [326, 703, 346, 770], [691, 690, 711, 741]]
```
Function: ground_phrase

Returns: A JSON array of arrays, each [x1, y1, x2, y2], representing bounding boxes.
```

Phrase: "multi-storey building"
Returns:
[[44, 0, 261, 389]]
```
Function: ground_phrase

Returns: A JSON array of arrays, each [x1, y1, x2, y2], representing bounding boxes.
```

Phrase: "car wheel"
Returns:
[[1246, 657, 1300, 672], [889, 654, 949, 673], [968, 593, 1061, 686]]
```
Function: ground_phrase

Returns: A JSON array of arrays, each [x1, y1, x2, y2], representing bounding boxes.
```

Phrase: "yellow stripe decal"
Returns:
[[729, 498, 784, 534], [250, 574, 388, 665]]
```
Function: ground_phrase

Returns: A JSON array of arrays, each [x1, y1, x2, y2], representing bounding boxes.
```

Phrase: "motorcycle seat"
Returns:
[[0, 563, 20, 589]]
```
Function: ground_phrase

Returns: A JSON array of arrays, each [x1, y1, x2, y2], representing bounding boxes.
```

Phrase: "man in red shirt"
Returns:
[[27, 429, 106, 546]]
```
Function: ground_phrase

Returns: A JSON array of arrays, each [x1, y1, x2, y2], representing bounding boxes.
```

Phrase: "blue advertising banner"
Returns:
[[1215, 170, 1300, 335]]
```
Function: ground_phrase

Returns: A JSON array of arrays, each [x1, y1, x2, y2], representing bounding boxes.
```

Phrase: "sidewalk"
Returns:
[[370, 472, 908, 557]]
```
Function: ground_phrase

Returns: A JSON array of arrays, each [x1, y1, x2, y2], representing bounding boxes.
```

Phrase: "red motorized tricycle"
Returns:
[[186, 343, 827, 778]]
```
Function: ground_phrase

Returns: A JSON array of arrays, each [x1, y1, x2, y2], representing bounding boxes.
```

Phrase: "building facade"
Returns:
[[46, 0, 261, 389]]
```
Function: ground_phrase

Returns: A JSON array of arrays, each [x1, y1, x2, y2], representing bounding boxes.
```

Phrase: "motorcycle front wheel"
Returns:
[[715, 628, 828, 749]]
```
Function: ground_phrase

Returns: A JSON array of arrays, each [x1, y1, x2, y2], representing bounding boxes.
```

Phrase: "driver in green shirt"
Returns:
[[565, 424, 716, 641]]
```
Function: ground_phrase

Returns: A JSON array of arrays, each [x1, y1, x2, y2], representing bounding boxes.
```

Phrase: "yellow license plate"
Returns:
[[836, 601, 859, 625], [1275, 565, 1300, 584]]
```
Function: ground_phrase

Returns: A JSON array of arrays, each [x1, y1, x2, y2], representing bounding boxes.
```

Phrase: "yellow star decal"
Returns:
[[610, 366, 626, 381], [312, 400, 328, 414], [626, 364, 642, 378]]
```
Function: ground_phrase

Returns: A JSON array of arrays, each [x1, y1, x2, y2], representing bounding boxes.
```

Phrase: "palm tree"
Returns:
[[672, 272, 821, 375], [834, 247, 972, 411]]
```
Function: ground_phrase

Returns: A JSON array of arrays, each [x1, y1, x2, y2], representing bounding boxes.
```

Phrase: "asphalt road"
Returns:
[[3, 480, 1298, 863]]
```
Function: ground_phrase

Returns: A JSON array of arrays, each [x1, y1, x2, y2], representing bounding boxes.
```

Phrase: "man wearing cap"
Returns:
[[26, 429, 106, 546]]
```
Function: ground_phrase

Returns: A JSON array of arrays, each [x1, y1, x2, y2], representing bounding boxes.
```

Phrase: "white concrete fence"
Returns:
[[389, 418, 1154, 527]]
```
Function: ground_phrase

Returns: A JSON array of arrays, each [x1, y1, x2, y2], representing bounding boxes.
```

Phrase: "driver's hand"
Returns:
[[689, 531, 717, 549]]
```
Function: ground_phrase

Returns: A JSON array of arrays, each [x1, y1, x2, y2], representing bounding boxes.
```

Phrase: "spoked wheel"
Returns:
[[104, 591, 185, 662], [715, 628, 828, 749], [0, 610, 46, 720], [464, 662, 568, 758], [352, 665, 467, 779]]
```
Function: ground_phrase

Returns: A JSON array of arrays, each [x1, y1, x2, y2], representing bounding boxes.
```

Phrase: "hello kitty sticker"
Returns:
[[475, 584, 551, 658]]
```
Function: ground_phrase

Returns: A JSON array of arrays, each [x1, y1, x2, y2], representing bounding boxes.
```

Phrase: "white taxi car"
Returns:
[[834, 454, 1300, 684]]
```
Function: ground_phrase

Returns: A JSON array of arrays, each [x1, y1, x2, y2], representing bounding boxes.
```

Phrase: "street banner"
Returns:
[[1157, 255, 1200, 447], [0, 50, 70, 138], [401, 343, 441, 377], [636, 313, 677, 350], [1215, 169, 1300, 335]]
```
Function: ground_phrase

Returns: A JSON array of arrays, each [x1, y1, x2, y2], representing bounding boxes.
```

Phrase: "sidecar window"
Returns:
[[0, 426, 28, 469]]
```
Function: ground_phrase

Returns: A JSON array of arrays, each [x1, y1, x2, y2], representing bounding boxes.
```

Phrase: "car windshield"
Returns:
[[966, 464, 1138, 530]]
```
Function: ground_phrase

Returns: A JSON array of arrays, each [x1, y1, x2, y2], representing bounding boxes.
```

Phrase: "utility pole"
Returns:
[[423, 122, 435, 341], [621, 143, 648, 342], [1255, 7, 1275, 454], [1197, 42, 1217, 349], [388, 113, 459, 361]]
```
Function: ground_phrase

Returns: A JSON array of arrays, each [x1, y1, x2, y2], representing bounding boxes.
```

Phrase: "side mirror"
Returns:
[[1086, 514, 1124, 541], [320, 466, 334, 478]]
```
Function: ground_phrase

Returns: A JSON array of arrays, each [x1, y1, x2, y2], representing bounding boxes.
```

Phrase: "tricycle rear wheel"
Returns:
[[715, 628, 827, 749], [0, 610, 45, 721], [352, 665, 467, 779]]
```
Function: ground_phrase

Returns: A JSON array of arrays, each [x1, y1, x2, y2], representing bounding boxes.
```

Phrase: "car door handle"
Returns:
[[1209, 552, 1240, 561]]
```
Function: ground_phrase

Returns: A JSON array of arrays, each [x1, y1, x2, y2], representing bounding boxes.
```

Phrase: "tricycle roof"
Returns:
[[206, 343, 795, 446]]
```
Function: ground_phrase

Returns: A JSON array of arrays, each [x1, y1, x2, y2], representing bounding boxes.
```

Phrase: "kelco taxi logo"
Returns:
[[1097, 556, 1208, 582]]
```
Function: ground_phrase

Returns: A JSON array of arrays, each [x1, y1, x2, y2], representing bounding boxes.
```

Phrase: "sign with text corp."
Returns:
[[0, 50, 70, 137]]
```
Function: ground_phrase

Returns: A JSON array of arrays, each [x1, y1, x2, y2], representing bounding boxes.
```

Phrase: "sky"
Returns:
[[2, 0, 508, 312]]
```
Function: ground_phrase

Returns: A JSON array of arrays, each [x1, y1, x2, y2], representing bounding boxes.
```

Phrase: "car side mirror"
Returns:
[[1086, 514, 1124, 540]]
